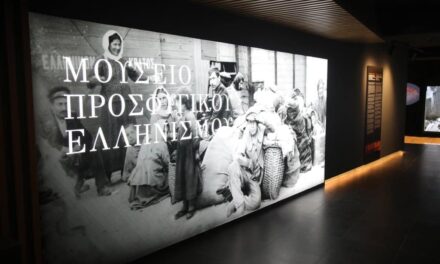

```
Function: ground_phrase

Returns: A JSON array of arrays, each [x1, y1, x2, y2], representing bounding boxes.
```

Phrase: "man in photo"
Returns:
[[226, 107, 275, 217], [226, 72, 245, 121], [42, 86, 112, 197], [206, 67, 232, 132], [284, 97, 313, 173]]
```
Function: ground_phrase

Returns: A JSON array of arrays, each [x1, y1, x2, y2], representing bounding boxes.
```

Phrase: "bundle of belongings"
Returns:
[[121, 83, 322, 215], [125, 119, 175, 210], [196, 84, 302, 214]]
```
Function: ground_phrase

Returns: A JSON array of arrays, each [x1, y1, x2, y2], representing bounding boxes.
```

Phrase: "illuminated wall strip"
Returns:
[[325, 151, 404, 191], [404, 136, 440, 145]]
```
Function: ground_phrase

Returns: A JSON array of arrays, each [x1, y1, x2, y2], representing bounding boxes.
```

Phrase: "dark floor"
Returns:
[[133, 144, 440, 264]]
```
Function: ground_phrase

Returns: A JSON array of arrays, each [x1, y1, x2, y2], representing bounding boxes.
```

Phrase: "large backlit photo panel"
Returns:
[[29, 13, 328, 263]]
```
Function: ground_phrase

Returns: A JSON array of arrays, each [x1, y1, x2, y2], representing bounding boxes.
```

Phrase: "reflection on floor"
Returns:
[[325, 151, 403, 192], [134, 144, 440, 264]]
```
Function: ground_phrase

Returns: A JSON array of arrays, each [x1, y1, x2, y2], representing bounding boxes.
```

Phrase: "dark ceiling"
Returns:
[[192, 0, 382, 43], [336, 0, 440, 60], [192, 0, 440, 60], [28, 0, 440, 60]]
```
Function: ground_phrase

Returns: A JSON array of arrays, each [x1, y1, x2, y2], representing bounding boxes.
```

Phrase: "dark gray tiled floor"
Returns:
[[134, 144, 440, 264]]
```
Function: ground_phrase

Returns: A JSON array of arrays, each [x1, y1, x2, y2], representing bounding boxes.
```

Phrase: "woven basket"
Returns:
[[168, 162, 177, 204], [262, 145, 284, 200]]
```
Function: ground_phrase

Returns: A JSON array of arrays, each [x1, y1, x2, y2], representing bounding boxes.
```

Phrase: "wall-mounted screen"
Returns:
[[29, 12, 328, 263], [406, 82, 420, 106], [424, 86, 440, 132]]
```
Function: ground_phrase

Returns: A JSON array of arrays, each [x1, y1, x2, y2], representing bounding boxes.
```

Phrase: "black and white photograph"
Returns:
[[424, 86, 440, 132], [29, 13, 328, 263]]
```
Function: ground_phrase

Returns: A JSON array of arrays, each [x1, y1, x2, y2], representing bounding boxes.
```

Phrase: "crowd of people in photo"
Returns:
[[425, 87, 440, 132], [38, 30, 327, 221], [425, 118, 440, 132]]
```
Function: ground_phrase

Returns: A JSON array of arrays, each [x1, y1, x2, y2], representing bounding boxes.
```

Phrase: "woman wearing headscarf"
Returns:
[[127, 87, 178, 209], [174, 87, 202, 220], [87, 30, 145, 180]]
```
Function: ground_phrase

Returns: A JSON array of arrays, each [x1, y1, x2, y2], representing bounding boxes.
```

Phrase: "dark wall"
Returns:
[[380, 44, 408, 155], [325, 43, 407, 176], [26, 0, 407, 179], [406, 60, 440, 137], [1, 0, 41, 263]]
